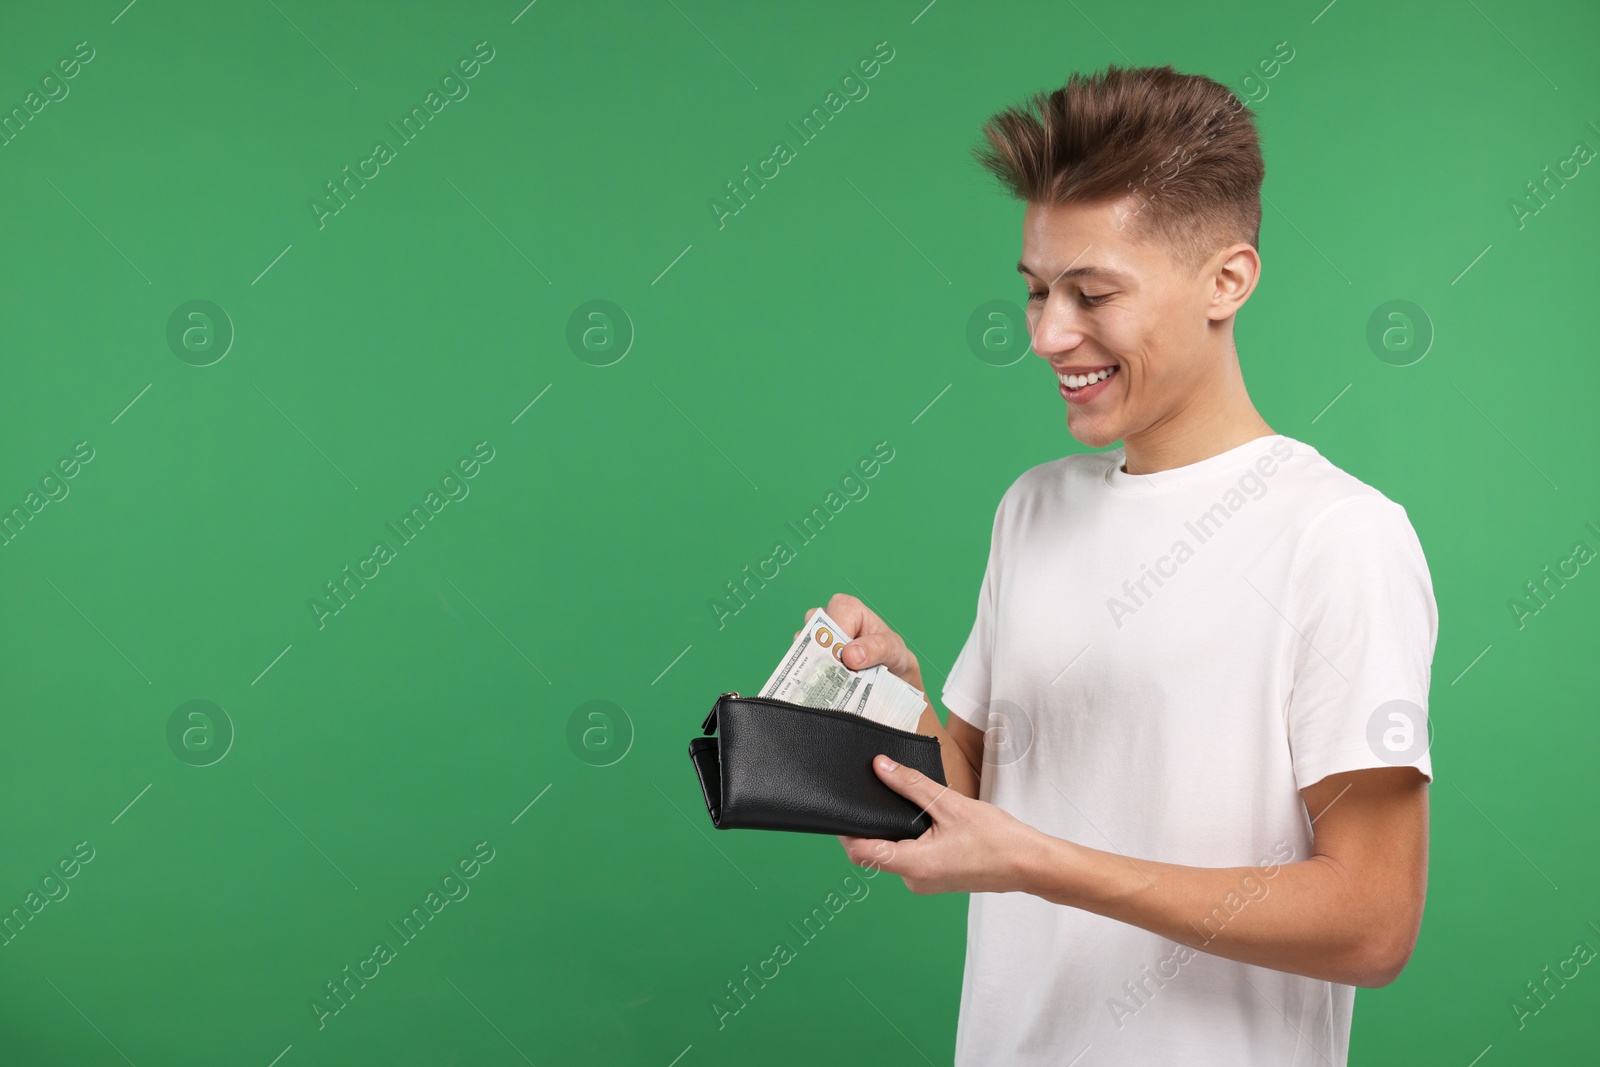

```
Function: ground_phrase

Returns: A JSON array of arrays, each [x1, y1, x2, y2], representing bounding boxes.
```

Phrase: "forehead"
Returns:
[[1018, 198, 1164, 282]]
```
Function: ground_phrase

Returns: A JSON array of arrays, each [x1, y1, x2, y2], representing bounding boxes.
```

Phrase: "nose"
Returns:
[[1028, 301, 1087, 361]]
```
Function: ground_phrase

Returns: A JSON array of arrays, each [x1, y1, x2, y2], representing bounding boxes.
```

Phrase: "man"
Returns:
[[808, 64, 1436, 1065]]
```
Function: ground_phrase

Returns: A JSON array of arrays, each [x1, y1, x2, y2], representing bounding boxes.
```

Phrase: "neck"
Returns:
[[1119, 354, 1275, 475]]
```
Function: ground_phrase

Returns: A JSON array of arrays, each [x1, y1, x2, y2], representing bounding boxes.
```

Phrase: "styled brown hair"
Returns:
[[972, 65, 1264, 278]]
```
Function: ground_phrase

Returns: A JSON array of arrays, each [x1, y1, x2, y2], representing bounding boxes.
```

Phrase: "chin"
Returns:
[[1065, 416, 1122, 450]]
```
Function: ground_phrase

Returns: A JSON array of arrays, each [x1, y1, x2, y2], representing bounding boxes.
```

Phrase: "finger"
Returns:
[[842, 834, 908, 874], [871, 754, 951, 816], [824, 592, 871, 638], [839, 833, 888, 850], [841, 632, 903, 673], [840, 637, 876, 670]]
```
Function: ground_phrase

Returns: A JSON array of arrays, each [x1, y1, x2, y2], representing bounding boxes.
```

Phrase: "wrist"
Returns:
[[1015, 832, 1140, 911], [1013, 829, 1082, 901]]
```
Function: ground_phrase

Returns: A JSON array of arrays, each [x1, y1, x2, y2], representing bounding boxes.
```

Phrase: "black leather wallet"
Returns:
[[688, 691, 948, 840]]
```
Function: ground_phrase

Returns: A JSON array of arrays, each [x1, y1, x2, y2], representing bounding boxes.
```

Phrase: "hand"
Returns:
[[800, 593, 925, 691], [838, 754, 1042, 895]]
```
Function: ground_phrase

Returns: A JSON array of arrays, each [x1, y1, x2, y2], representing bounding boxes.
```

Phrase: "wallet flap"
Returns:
[[688, 737, 722, 823], [701, 694, 946, 840]]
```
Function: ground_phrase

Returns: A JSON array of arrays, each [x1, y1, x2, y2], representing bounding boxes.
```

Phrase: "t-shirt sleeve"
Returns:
[[942, 495, 1006, 730], [1284, 494, 1439, 790]]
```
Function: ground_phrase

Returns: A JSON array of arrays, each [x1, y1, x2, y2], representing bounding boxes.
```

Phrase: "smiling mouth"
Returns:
[[1056, 366, 1116, 391], [1055, 365, 1119, 402]]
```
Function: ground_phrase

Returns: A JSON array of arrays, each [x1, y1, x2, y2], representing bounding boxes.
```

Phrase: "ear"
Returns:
[[1207, 242, 1261, 320]]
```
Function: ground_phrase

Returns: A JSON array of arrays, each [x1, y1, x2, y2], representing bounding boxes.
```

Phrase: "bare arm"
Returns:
[[849, 758, 1430, 988], [1018, 766, 1429, 987], [915, 698, 983, 800]]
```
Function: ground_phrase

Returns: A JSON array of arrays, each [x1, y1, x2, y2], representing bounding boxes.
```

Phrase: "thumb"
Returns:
[[871, 755, 949, 816]]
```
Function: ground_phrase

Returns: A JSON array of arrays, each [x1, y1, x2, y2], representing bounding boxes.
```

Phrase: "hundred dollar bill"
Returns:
[[759, 608, 927, 733]]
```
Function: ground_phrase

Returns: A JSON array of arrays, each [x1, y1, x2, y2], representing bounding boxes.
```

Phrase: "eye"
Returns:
[[1027, 289, 1113, 306]]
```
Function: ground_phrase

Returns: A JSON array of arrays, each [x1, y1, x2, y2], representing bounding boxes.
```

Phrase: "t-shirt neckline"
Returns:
[[1102, 433, 1293, 494]]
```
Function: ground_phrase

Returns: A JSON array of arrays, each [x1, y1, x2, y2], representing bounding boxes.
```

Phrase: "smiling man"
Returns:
[[810, 64, 1437, 1065]]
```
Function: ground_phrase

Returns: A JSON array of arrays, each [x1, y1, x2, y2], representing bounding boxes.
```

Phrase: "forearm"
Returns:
[[1016, 834, 1408, 987], [915, 699, 980, 800]]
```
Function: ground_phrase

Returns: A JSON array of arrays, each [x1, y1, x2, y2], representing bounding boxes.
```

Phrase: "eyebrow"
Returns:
[[1016, 261, 1136, 286]]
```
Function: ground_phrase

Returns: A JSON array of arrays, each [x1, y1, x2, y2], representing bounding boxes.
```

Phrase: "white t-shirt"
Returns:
[[941, 433, 1437, 1067]]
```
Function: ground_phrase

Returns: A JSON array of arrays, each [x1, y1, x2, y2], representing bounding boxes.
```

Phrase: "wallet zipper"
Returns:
[[703, 691, 739, 734], [713, 690, 939, 744]]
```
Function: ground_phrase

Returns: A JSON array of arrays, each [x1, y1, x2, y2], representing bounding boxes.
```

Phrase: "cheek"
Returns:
[[1116, 326, 1176, 392], [1099, 327, 1141, 382]]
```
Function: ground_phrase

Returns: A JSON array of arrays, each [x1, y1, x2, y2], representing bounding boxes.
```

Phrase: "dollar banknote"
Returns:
[[758, 608, 927, 733]]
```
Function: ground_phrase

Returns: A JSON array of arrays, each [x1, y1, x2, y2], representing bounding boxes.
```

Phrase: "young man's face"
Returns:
[[1019, 198, 1244, 456]]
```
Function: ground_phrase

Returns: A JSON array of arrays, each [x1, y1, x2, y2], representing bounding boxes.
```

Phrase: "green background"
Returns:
[[1, 0, 1596, 1063]]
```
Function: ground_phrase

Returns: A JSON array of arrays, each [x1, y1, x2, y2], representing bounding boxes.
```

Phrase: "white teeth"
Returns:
[[1058, 367, 1115, 390]]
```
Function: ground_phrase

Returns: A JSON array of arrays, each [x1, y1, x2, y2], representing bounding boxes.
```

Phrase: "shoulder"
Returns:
[[1272, 438, 1431, 579], [996, 449, 1116, 510], [1275, 438, 1414, 527]]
